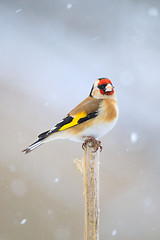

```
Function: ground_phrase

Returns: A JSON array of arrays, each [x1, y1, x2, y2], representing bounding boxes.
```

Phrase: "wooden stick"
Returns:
[[84, 141, 100, 240], [74, 140, 100, 240]]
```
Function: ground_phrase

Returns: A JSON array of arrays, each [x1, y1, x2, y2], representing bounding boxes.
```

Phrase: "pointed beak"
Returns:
[[105, 83, 114, 92]]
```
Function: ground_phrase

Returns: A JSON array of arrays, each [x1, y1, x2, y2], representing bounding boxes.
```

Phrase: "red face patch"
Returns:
[[98, 78, 112, 85], [98, 78, 114, 95]]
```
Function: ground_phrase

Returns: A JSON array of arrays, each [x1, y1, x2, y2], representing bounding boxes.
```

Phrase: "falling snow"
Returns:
[[148, 7, 159, 17], [48, 209, 52, 215], [54, 177, 59, 183], [16, 9, 22, 13], [67, 3, 72, 9], [20, 219, 27, 224], [1, 1, 160, 239], [112, 230, 117, 236], [10, 179, 28, 196], [130, 132, 138, 143]]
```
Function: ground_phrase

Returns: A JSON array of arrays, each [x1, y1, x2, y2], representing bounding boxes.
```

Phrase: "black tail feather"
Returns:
[[22, 139, 43, 154]]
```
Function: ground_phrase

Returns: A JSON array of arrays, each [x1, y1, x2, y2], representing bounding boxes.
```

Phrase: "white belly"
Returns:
[[68, 118, 118, 142]]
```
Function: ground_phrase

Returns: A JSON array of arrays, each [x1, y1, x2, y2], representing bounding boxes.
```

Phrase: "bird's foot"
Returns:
[[82, 136, 102, 152]]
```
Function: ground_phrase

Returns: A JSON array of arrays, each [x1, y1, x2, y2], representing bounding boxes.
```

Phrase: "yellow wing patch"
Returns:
[[59, 111, 87, 131]]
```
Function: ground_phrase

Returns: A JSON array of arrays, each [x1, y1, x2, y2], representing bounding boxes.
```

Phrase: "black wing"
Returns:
[[38, 111, 98, 140]]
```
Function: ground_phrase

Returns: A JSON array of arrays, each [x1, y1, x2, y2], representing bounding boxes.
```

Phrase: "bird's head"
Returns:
[[89, 78, 115, 99]]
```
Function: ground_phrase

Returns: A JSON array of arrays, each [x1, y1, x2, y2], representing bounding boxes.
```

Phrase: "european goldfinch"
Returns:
[[23, 78, 118, 153]]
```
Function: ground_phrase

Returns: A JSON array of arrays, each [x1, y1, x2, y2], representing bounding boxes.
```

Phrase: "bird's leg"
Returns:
[[82, 136, 102, 152]]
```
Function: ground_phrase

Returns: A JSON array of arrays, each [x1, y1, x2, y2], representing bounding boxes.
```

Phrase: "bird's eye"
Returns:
[[97, 84, 106, 90]]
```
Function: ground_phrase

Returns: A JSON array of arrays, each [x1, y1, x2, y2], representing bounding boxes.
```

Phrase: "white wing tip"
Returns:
[[22, 141, 43, 154]]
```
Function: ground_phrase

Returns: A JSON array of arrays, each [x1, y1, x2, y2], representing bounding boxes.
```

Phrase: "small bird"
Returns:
[[23, 78, 118, 153]]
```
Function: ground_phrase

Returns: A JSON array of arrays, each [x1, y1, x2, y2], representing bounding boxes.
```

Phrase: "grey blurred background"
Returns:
[[0, 0, 160, 239]]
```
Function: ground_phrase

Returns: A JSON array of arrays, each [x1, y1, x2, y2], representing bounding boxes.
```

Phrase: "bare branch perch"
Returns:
[[74, 140, 100, 240]]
